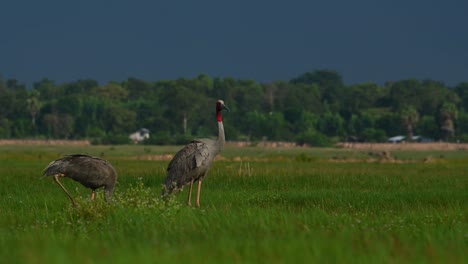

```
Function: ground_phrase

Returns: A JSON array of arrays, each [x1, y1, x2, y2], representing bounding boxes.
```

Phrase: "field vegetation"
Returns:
[[0, 145, 466, 263]]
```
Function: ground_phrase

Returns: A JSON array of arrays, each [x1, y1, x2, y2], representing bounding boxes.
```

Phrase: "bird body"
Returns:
[[43, 154, 117, 205], [164, 138, 218, 193], [163, 100, 229, 207]]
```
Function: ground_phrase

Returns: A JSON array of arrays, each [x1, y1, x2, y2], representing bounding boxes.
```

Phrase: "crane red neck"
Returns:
[[216, 101, 224, 122]]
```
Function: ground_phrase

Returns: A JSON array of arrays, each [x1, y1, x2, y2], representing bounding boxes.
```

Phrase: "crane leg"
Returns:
[[195, 180, 202, 208], [91, 191, 95, 200], [187, 181, 193, 206], [53, 174, 76, 206]]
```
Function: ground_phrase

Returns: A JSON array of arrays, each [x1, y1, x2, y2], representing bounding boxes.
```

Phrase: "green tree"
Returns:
[[0, 118, 12, 138], [101, 104, 137, 135], [263, 83, 278, 112], [27, 90, 41, 135], [63, 79, 98, 95], [94, 83, 129, 101], [456, 111, 468, 142], [318, 111, 345, 138], [387, 80, 422, 111], [344, 82, 384, 114], [454, 82, 468, 111], [416, 115, 439, 139], [291, 70, 344, 112], [34, 78, 60, 100], [122, 77, 155, 100], [439, 102, 458, 141], [245, 111, 267, 140], [264, 112, 288, 140], [42, 113, 75, 138], [400, 106, 419, 141], [160, 82, 199, 135], [419, 80, 458, 116], [375, 113, 401, 137], [347, 111, 378, 141], [296, 128, 330, 147], [0, 88, 14, 120]]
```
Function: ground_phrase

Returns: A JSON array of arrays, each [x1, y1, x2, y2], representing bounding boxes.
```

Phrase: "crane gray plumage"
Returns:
[[43, 154, 117, 206], [164, 138, 218, 192], [163, 100, 229, 207]]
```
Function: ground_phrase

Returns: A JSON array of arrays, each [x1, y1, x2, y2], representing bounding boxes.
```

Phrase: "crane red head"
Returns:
[[216, 100, 230, 122]]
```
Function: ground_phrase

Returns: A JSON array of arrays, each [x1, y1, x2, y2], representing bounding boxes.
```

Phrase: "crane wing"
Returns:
[[165, 140, 212, 192], [42, 154, 117, 189]]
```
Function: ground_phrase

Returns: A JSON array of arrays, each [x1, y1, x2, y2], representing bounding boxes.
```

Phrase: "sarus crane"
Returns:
[[43, 154, 117, 206], [162, 99, 229, 207]]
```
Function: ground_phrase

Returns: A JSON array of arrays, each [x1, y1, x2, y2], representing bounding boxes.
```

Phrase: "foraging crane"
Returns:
[[43, 154, 117, 206], [163, 100, 229, 207]]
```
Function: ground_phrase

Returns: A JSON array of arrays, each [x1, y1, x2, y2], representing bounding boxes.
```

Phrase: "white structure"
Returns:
[[387, 135, 405, 143], [387, 135, 432, 143], [129, 128, 150, 144]]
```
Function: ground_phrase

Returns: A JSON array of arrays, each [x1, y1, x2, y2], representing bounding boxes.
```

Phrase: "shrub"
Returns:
[[361, 128, 387, 142], [296, 130, 331, 147], [100, 134, 131, 145]]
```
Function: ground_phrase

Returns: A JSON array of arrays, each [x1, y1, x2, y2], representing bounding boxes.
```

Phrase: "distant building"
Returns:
[[387, 135, 433, 143], [387, 135, 405, 143], [129, 128, 150, 144], [411, 135, 433, 142]]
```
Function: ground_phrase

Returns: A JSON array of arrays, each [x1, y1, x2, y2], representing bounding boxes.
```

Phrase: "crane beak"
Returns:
[[222, 105, 230, 112]]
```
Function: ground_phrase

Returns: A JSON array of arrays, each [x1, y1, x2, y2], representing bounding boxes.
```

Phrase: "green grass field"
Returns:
[[0, 145, 466, 263]]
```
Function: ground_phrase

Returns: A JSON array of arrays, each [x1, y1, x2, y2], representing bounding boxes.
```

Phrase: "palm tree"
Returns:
[[400, 106, 419, 141], [439, 103, 458, 141], [27, 90, 41, 127]]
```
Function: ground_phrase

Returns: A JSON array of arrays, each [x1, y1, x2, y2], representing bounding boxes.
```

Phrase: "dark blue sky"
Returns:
[[1, 0, 467, 87]]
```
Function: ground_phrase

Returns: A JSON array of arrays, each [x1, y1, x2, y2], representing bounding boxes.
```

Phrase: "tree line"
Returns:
[[1, 70, 468, 146]]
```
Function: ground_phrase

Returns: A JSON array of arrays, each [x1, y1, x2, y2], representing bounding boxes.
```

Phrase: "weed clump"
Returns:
[[55, 179, 181, 233], [295, 153, 317, 162], [115, 179, 181, 217]]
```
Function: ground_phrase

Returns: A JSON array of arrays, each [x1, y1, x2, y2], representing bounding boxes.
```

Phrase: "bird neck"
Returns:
[[104, 182, 116, 202], [217, 119, 225, 150]]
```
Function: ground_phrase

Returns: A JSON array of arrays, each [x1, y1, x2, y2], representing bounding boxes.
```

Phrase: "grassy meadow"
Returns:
[[0, 144, 466, 263]]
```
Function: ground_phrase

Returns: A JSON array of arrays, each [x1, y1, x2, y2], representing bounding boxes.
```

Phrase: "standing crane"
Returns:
[[163, 100, 230, 207], [43, 154, 117, 206]]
